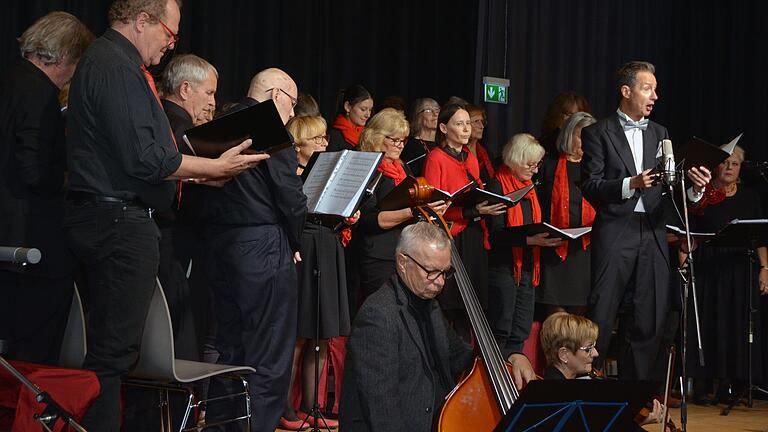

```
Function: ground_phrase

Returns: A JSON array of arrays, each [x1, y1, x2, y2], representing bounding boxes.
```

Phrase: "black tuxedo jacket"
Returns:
[[339, 274, 473, 432], [580, 113, 669, 272]]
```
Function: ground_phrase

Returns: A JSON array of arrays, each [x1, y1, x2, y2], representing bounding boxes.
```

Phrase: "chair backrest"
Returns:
[[59, 283, 87, 369], [129, 279, 177, 381]]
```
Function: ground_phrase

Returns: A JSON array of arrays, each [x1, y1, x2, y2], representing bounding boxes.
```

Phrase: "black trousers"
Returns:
[[588, 213, 669, 380], [63, 201, 159, 432], [205, 224, 297, 432]]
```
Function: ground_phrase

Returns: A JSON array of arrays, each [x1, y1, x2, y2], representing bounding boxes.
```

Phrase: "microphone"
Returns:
[[0, 246, 42, 265], [661, 139, 677, 186]]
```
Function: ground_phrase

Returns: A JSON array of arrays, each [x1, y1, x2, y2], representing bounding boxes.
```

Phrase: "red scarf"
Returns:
[[332, 114, 364, 147], [550, 155, 596, 261], [141, 64, 181, 208], [496, 165, 542, 286], [474, 142, 495, 179], [690, 183, 727, 216], [377, 158, 407, 185]]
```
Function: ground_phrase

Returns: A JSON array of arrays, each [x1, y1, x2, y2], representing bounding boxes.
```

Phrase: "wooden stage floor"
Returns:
[[276, 400, 768, 431]]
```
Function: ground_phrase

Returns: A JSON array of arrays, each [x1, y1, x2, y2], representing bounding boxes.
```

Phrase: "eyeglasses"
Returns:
[[578, 342, 597, 355], [526, 160, 543, 171], [402, 253, 455, 281], [385, 136, 406, 145], [420, 107, 440, 115], [308, 134, 329, 144], [471, 118, 487, 127], [145, 12, 179, 45], [266, 88, 298, 108]]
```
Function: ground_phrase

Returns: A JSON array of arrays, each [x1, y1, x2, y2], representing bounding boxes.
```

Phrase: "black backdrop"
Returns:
[[3, 0, 767, 163]]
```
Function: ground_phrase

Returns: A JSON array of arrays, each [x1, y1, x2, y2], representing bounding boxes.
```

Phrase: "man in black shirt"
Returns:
[[64, 1, 266, 430], [157, 53, 218, 360], [0, 12, 93, 364], [203, 67, 307, 432]]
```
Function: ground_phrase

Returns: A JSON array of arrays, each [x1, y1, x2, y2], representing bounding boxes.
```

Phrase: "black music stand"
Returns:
[[493, 380, 655, 432], [700, 219, 768, 414]]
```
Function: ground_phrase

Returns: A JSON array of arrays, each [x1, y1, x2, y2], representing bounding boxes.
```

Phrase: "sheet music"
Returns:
[[543, 222, 592, 239], [304, 150, 382, 217], [303, 152, 343, 212], [665, 224, 715, 237], [721, 133, 743, 155], [506, 183, 535, 202]]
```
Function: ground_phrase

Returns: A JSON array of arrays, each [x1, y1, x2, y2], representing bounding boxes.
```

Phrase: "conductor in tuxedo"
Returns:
[[580, 61, 711, 380]]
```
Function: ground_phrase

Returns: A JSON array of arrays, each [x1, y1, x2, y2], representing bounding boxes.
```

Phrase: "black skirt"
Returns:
[[296, 222, 351, 339], [437, 221, 489, 311], [536, 241, 591, 306]]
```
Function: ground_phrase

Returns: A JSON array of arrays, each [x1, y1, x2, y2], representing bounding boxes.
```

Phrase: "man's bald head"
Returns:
[[246, 68, 297, 124]]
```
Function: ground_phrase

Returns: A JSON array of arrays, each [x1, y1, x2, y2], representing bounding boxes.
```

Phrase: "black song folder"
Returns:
[[182, 99, 292, 158]]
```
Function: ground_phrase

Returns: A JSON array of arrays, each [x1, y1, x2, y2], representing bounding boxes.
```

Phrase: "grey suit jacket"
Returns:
[[339, 274, 473, 432], [580, 113, 670, 272]]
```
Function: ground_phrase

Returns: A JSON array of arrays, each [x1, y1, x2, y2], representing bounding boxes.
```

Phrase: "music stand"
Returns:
[[493, 379, 655, 432], [699, 219, 768, 414]]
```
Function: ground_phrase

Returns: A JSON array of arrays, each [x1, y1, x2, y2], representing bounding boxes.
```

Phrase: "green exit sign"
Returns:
[[483, 76, 510, 104]]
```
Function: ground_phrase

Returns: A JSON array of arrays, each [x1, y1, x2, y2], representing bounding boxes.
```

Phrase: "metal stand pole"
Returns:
[[0, 355, 87, 432]]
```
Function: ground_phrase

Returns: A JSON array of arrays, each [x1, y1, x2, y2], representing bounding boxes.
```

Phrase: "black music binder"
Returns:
[[503, 222, 592, 241], [674, 134, 740, 172], [182, 99, 292, 158]]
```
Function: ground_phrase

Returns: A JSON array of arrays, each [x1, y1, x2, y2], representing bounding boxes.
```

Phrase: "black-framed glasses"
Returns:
[[145, 12, 179, 45], [266, 87, 298, 108], [526, 160, 543, 171], [385, 136, 406, 145], [402, 253, 455, 281], [578, 342, 597, 355]]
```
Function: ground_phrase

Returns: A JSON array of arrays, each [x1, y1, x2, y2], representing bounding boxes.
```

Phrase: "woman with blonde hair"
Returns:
[[281, 115, 351, 429], [355, 108, 447, 303]]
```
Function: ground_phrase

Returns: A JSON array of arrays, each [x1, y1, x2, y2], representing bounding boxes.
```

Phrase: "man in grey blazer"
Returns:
[[581, 61, 711, 380], [340, 222, 535, 431]]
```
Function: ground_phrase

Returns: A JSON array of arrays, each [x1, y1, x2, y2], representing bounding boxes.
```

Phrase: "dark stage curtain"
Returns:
[[2, 1, 766, 177], [474, 0, 768, 168]]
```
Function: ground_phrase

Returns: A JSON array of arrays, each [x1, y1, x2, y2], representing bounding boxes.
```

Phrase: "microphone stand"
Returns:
[[0, 355, 87, 432], [666, 165, 704, 432]]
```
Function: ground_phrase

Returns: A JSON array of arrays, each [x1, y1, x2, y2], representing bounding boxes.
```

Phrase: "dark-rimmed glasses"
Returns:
[[402, 253, 455, 281], [145, 12, 179, 45], [526, 160, 543, 171], [266, 88, 298, 108], [385, 136, 406, 145], [308, 134, 329, 144]]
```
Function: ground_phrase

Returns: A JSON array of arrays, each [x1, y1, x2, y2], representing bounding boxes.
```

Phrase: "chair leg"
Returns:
[[241, 376, 251, 432], [160, 389, 172, 432], [179, 391, 194, 432]]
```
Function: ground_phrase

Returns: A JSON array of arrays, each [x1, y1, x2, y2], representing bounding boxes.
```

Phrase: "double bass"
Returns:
[[402, 177, 522, 431]]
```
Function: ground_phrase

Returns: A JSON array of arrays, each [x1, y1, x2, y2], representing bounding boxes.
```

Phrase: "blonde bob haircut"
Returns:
[[286, 115, 327, 145], [358, 108, 409, 153], [502, 133, 545, 169], [540, 312, 599, 367]]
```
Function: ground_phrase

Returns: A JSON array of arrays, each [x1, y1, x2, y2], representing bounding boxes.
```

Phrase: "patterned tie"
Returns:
[[621, 117, 649, 131], [141, 64, 182, 208]]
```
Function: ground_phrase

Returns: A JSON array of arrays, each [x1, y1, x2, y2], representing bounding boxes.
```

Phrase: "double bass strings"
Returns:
[[449, 241, 519, 413]]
